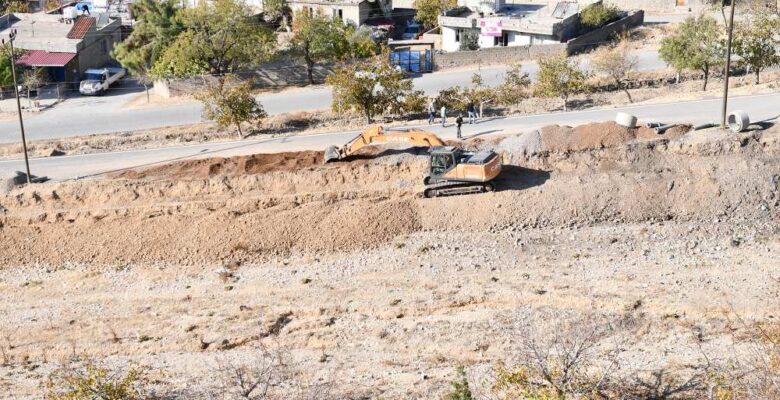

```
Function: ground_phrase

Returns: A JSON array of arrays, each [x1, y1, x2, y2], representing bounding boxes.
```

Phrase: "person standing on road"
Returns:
[[467, 101, 476, 124], [440, 105, 447, 127], [427, 100, 436, 125], [456, 113, 463, 139]]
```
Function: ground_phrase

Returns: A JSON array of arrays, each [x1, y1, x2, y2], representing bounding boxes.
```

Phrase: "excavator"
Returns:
[[323, 125, 445, 163], [422, 146, 502, 198], [324, 125, 502, 197]]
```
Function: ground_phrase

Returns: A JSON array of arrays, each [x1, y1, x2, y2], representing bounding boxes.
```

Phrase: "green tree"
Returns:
[[0, 0, 28, 13], [659, 15, 723, 91], [495, 63, 531, 106], [195, 75, 267, 138], [262, 0, 291, 32], [733, 13, 780, 85], [435, 86, 467, 111], [151, 0, 276, 78], [459, 29, 479, 51], [348, 25, 379, 59], [413, 0, 456, 30], [533, 53, 589, 112], [327, 53, 418, 123], [579, 3, 620, 29], [291, 10, 351, 85], [113, 0, 181, 76], [465, 71, 495, 117], [0, 46, 16, 88], [591, 39, 638, 102]]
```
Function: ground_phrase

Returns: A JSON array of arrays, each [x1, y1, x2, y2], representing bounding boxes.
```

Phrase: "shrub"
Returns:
[[580, 4, 620, 29], [444, 366, 473, 400], [459, 30, 479, 51], [45, 361, 155, 400]]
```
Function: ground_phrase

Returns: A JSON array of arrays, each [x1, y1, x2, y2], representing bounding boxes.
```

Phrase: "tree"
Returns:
[[151, 0, 276, 78], [659, 15, 723, 91], [327, 53, 419, 123], [195, 75, 267, 138], [591, 39, 638, 102], [348, 25, 379, 60], [579, 3, 620, 29], [733, 13, 780, 84], [533, 53, 589, 112], [435, 86, 467, 111], [291, 10, 351, 85], [465, 71, 495, 117], [0, 0, 28, 13], [113, 0, 181, 101], [413, 0, 456, 30], [262, 0, 291, 32], [459, 29, 479, 51], [495, 63, 531, 107]]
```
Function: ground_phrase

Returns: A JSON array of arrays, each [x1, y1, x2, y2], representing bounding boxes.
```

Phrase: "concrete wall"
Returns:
[[76, 20, 122, 73], [604, 0, 706, 13], [566, 10, 644, 54], [432, 42, 567, 69], [289, 1, 369, 26]]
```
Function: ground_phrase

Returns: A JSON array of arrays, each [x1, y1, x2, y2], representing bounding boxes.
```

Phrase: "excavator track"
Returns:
[[423, 181, 495, 198]]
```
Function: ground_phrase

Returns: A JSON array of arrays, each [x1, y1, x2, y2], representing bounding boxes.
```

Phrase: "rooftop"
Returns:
[[0, 12, 113, 53], [439, 0, 594, 35]]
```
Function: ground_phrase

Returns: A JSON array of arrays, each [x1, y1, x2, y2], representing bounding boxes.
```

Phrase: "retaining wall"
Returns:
[[432, 43, 568, 70], [567, 10, 645, 54]]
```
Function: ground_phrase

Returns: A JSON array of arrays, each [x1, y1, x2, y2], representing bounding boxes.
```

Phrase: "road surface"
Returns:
[[2, 92, 778, 181], [0, 50, 668, 144]]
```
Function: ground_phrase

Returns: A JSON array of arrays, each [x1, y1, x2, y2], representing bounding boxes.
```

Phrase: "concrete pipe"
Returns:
[[615, 112, 638, 128], [645, 122, 662, 129], [727, 110, 750, 133]]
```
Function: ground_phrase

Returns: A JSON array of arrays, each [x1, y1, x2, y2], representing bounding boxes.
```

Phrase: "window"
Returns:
[[455, 29, 461, 42], [494, 32, 508, 47], [338, 9, 343, 18]]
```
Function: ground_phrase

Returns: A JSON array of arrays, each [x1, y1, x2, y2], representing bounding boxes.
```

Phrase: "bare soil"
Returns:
[[0, 121, 778, 398]]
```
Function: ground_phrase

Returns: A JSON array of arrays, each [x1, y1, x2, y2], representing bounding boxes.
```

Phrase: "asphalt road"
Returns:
[[0, 50, 667, 144], [2, 92, 778, 181]]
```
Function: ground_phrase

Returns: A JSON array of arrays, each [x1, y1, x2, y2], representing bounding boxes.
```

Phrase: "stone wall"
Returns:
[[604, 0, 707, 13], [432, 43, 567, 70], [566, 10, 645, 54]]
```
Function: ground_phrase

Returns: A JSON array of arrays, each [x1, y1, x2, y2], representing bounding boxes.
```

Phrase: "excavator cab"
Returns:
[[429, 147, 461, 177]]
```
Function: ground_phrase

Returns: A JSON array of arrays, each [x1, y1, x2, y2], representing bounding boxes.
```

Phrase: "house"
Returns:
[[0, 12, 122, 84], [267, 0, 391, 27], [437, 0, 594, 52]]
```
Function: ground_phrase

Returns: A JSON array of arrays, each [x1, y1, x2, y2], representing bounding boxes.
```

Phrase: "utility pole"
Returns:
[[2, 30, 32, 184], [721, 0, 736, 128]]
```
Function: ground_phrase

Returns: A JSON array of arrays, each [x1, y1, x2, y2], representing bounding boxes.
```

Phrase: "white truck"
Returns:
[[79, 67, 126, 95]]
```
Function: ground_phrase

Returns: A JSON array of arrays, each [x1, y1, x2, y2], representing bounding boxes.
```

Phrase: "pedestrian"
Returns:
[[427, 100, 435, 125], [440, 105, 447, 127], [456, 113, 463, 139], [467, 101, 476, 124]]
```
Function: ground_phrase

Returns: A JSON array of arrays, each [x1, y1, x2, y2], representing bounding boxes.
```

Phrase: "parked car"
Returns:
[[79, 67, 126, 96]]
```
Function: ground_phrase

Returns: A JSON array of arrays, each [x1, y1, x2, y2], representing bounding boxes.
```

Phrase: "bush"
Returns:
[[580, 3, 620, 29], [45, 361, 155, 400], [459, 30, 479, 51], [444, 366, 473, 400]]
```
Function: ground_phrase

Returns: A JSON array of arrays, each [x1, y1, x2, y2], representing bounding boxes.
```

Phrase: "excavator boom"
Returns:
[[324, 126, 445, 163]]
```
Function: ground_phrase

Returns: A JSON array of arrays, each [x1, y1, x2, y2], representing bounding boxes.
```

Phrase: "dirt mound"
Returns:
[[115, 151, 324, 180], [540, 121, 690, 153]]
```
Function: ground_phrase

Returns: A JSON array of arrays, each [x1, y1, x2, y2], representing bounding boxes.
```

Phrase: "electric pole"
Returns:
[[721, 0, 736, 128], [2, 29, 32, 184]]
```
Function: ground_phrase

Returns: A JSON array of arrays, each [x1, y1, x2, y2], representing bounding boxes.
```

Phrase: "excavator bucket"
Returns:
[[323, 146, 341, 163]]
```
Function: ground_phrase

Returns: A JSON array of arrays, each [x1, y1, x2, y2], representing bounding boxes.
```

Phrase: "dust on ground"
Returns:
[[0, 120, 778, 398]]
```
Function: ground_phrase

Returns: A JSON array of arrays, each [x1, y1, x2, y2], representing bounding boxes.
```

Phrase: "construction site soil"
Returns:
[[1, 122, 778, 398]]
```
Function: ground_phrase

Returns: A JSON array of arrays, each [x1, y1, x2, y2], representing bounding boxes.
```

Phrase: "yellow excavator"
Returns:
[[422, 146, 503, 197], [324, 125, 503, 197], [323, 125, 445, 163]]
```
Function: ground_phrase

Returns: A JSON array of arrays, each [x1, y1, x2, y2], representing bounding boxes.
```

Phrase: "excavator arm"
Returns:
[[324, 126, 445, 163]]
